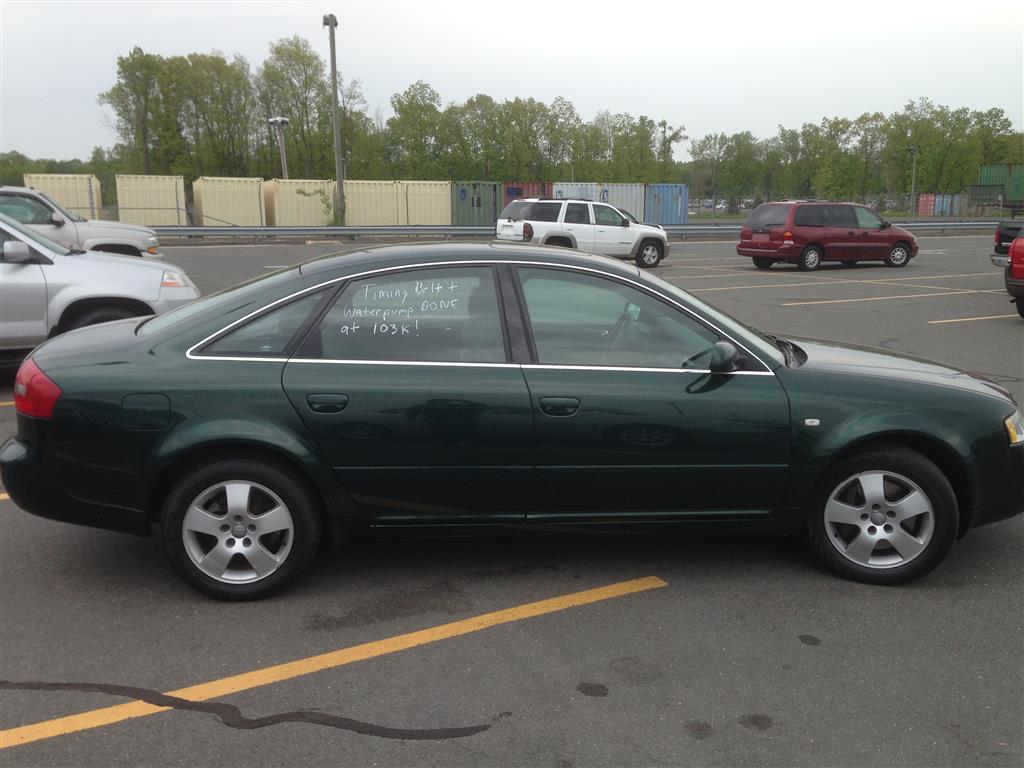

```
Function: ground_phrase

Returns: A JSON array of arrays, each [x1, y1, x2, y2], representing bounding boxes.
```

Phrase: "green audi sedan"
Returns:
[[2, 243, 1022, 599]]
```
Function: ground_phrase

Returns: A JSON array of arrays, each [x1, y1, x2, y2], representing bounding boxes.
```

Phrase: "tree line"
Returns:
[[2, 36, 1021, 208]]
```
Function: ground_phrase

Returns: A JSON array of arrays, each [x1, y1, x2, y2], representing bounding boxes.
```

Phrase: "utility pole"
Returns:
[[323, 13, 346, 225], [908, 146, 918, 216], [268, 116, 289, 179]]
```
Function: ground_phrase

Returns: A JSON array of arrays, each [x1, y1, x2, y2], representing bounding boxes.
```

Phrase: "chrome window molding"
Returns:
[[185, 258, 775, 373]]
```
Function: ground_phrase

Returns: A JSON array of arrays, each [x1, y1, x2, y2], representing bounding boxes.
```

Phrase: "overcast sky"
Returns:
[[2, 0, 1022, 162]]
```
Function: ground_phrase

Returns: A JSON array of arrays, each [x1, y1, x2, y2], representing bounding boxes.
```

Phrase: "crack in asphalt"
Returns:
[[0, 680, 491, 740]]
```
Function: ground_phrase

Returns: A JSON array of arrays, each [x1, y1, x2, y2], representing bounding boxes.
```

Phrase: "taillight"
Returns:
[[783, 231, 793, 239], [1011, 238, 1024, 279], [995, 229, 1001, 245], [13, 358, 62, 419], [523, 222, 534, 241]]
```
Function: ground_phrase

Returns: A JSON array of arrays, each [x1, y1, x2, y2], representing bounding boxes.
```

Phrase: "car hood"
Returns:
[[71, 249, 185, 276], [788, 337, 1015, 404], [80, 219, 155, 239], [634, 222, 665, 235]]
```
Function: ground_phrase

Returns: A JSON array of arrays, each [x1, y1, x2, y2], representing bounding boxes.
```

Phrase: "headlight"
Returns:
[[146, 235, 158, 243], [160, 270, 189, 288], [1006, 410, 1024, 445]]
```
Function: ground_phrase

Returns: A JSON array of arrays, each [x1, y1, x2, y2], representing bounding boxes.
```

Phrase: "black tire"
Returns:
[[886, 244, 911, 267], [752, 257, 773, 271], [67, 306, 142, 330], [1016, 299, 1024, 319], [806, 446, 958, 585], [161, 458, 321, 600], [635, 239, 664, 268], [798, 246, 822, 271], [544, 237, 573, 249]]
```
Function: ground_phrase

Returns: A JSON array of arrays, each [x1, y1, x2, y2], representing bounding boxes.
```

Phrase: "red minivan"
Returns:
[[737, 201, 918, 271]]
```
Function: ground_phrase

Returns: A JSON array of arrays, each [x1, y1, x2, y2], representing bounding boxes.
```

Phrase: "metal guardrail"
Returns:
[[153, 220, 1000, 239]]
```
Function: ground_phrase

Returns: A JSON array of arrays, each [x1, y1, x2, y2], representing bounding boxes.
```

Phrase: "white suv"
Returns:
[[495, 198, 669, 268]]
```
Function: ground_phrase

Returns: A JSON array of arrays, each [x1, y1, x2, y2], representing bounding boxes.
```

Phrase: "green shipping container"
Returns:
[[451, 181, 500, 227], [979, 164, 1024, 204]]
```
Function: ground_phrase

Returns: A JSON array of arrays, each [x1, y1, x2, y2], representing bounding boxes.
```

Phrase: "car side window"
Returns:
[[201, 292, 325, 357], [593, 205, 625, 226], [0, 195, 52, 225], [825, 205, 857, 228], [518, 267, 721, 369], [300, 267, 506, 363], [530, 203, 562, 222], [793, 205, 825, 227], [854, 207, 882, 229], [564, 203, 590, 224]]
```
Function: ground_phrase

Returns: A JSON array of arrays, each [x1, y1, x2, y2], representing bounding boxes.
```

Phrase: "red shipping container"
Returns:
[[917, 193, 936, 217], [502, 181, 552, 206]]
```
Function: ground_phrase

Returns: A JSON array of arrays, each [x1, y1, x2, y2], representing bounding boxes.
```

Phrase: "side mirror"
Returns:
[[880, 219, 891, 229], [2, 241, 35, 264], [621, 219, 630, 227], [709, 341, 739, 374], [50, 212, 65, 226]]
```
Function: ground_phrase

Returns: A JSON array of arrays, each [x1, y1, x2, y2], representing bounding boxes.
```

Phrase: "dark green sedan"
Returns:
[[2, 243, 1022, 599]]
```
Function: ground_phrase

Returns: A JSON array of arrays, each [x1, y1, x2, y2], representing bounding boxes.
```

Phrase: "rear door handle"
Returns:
[[539, 396, 580, 417], [305, 393, 350, 414]]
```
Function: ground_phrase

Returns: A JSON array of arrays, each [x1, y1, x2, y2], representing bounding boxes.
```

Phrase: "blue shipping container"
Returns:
[[644, 184, 688, 225]]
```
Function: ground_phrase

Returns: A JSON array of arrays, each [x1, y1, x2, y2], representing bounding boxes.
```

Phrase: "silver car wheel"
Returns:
[[823, 470, 934, 569], [889, 246, 909, 265], [804, 249, 821, 269], [641, 244, 660, 265], [182, 480, 294, 584]]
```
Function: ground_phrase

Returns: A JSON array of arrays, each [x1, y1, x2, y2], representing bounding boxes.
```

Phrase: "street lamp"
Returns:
[[908, 146, 918, 217], [268, 116, 290, 180], [323, 13, 346, 224]]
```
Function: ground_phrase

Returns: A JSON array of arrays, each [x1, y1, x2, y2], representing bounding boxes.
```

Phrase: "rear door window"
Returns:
[[201, 292, 326, 358], [825, 205, 857, 227], [564, 203, 591, 224], [793, 205, 826, 227], [529, 202, 562, 222], [745, 204, 791, 229]]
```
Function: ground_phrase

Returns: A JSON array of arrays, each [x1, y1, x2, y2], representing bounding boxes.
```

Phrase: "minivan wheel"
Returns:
[[798, 246, 822, 271], [752, 257, 773, 270], [886, 245, 910, 267], [807, 447, 957, 585], [161, 459, 320, 600], [636, 240, 664, 268]]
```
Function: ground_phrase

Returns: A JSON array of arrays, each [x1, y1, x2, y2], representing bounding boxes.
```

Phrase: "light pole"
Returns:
[[268, 116, 290, 180], [908, 146, 918, 216], [323, 13, 346, 225]]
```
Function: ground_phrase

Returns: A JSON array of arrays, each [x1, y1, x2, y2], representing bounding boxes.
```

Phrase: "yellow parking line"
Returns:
[[784, 289, 1004, 307], [927, 313, 1019, 325], [0, 575, 667, 750]]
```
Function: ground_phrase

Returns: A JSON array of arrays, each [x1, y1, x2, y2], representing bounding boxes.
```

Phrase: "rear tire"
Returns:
[[1015, 299, 1024, 319], [807, 446, 957, 585], [752, 257, 773, 270], [886, 244, 911, 267], [161, 458, 320, 600], [798, 246, 822, 271], [635, 240, 664, 268], [67, 306, 143, 330]]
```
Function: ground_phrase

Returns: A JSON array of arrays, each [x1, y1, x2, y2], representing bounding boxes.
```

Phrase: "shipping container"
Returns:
[[265, 179, 336, 226], [950, 194, 967, 217], [916, 193, 936, 217], [934, 193, 952, 217], [193, 177, 266, 226], [114, 175, 187, 225], [979, 163, 1024, 204], [398, 180, 451, 225], [451, 181, 501, 227], [644, 184, 689, 225], [967, 185, 1004, 205], [343, 180, 400, 225], [597, 183, 645, 221], [23, 173, 102, 219], [502, 181, 552, 208], [552, 182, 598, 201]]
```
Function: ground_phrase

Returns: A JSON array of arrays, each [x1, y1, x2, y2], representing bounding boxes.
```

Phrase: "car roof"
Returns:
[[300, 241, 641, 278], [0, 186, 38, 194]]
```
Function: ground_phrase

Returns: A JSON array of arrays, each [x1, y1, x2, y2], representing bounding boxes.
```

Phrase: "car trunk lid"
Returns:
[[30, 317, 149, 372]]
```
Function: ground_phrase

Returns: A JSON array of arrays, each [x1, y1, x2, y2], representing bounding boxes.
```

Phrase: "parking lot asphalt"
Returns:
[[1, 235, 1021, 767]]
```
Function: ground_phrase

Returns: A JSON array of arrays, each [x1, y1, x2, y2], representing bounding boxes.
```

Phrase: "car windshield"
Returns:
[[39, 192, 85, 222], [642, 271, 784, 367], [137, 268, 299, 336], [0, 212, 72, 255]]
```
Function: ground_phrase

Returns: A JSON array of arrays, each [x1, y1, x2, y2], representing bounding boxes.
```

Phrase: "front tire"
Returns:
[[886, 244, 911, 267], [161, 458, 320, 600], [752, 257, 774, 270], [636, 240, 664, 268], [807, 446, 957, 585], [798, 246, 822, 271], [68, 306, 141, 330]]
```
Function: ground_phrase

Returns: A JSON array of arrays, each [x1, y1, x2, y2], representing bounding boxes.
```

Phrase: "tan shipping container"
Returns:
[[192, 177, 266, 226], [115, 175, 187, 225], [23, 173, 102, 219], [265, 179, 336, 226], [343, 180, 452, 225]]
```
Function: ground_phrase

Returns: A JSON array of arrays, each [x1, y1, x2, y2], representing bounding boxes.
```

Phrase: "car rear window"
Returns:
[[499, 201, 530, 220], [529, 202, 562, 222], [745, 204, 790, 229], [793, 205, 826, 226]]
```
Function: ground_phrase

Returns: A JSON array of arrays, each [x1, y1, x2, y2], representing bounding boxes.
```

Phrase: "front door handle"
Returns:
[[306, 393, 350, 414], [539, 396, 580, 417]]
